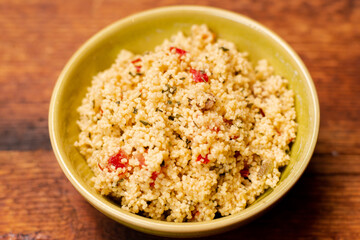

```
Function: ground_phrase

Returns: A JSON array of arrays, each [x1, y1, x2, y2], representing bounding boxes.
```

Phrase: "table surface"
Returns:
[[1, 0, 359, 239]]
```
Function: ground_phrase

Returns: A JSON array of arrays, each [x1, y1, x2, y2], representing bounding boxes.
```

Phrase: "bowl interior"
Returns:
[[50, 6, 318, 237]]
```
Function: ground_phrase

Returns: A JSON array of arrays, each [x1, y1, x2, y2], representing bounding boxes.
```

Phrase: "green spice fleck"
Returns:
[[140, 120, 152, 126], [116, 179, 125, 186], [162, 84, 170, 93], [167, 100, 173, 105], [193, 121, 199, 128], [155, 107, 163, 112], [133, 107, 138, 114], [138, 93, 142, 98], [185, 138, 191, 149], [169, 114, 182, 121], [219, 46, 229, 52], [174, 132, 182, 140], [169, 86, 177, 94], [115, 101, 120, 105], [247, 103, 253, 108], [179, 77, 185, 80], [160, 160, 165, 167], [88, 132, 91, 138], [129, 72, 135, 77], [162, 84, 176, 94]]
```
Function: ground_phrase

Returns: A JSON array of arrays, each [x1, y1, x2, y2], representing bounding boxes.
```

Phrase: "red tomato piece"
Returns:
[[108, 149, 129, 170], [190, 68, 209, 83], [170, 47, 187, 57], [135, 65, 141, 72], [131, 58, 141, 64], [134, 153, 146, 167], [150, 171, 159, 187], [196, 154, 210, 164]]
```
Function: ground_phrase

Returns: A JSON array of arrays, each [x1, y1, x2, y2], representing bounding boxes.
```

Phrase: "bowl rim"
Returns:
[[49, 5, 320, 234]]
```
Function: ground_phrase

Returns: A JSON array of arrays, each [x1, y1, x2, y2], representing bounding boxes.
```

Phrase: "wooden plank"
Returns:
[[0, 103, 51, 150]]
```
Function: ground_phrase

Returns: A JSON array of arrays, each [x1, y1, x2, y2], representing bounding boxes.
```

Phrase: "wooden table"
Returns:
[[1, 0, 359, 239]]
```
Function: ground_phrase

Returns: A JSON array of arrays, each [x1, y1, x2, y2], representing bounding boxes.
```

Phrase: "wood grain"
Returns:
[[0, 0, 359, 239]]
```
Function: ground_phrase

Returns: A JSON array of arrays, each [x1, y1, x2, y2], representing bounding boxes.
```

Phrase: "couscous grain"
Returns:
[[75, 25, 297, 222]]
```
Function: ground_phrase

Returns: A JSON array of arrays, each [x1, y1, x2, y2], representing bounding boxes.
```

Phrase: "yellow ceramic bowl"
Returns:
[[49, 6, 319, 238]]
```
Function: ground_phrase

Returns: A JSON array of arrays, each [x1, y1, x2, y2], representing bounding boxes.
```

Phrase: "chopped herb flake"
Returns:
[[133, 107, 138, 114], [169, 114, 182, 121], [115, 101, 120, 105], [185, 138, 191, 149], [174, 132, 182, 140], [167, 100, 172, 104], [179, 77, 185, 80], [155, 107, 163, 112], [219, 46, 229, 51], [162, 84, 177, 94], [169, 86, 177, 94], [140, 120, 152, 126], [162, 84, 169, 93], [160, 160, 165, 167]]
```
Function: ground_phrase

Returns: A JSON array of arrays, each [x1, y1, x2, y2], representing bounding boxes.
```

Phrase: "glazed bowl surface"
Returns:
[[49, 6, 319, 238]]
